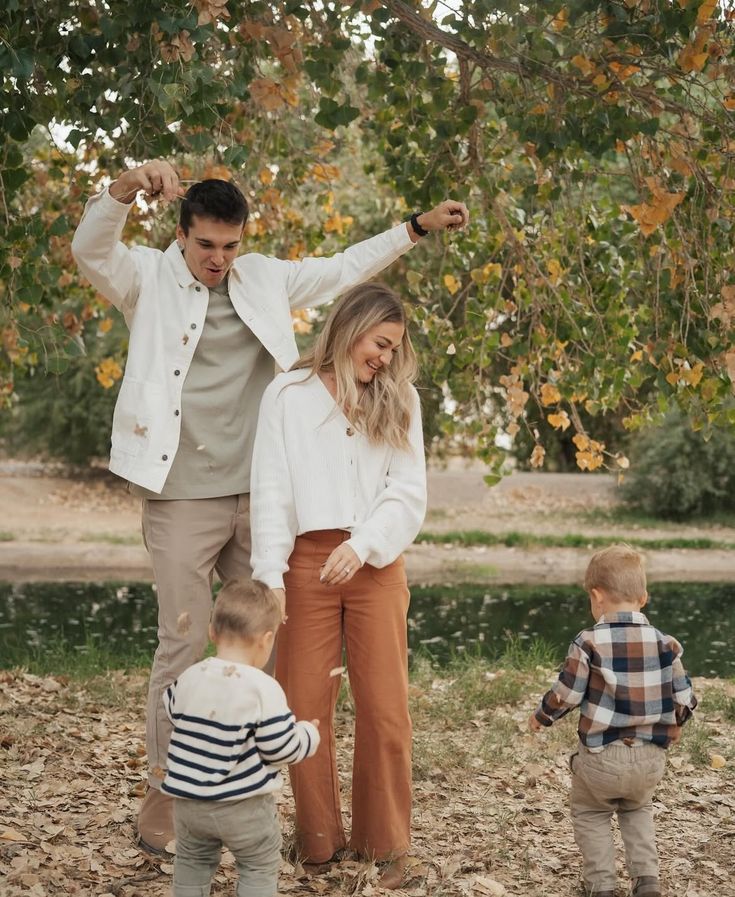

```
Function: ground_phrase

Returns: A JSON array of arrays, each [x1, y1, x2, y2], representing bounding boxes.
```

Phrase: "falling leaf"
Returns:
[[196, 444, 206, 451], [176, 612, 191, 635], [446, 343, 457, 355], [329, 666, 346, 678], [133, 423, 148, 437], [222, 665, 238, 677]]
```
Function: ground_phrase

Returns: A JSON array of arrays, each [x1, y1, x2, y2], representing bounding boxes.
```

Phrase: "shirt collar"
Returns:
[[598, 610, 649, 626]]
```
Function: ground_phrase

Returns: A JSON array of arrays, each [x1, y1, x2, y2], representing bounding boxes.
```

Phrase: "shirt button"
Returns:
[[174, 410, 180, 416], [162, 454, 168, 461], [195, 286, 202, 292], [174, 369, 180, 376], [190, 323, 197, 330]]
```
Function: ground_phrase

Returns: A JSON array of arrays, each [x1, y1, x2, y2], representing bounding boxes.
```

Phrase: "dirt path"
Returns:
[[0, 461, 733, 583]]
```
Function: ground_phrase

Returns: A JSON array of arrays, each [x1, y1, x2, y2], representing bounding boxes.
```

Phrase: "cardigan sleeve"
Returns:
[[282, 223, 414, 311], [346, 387, 427, 567], [71, 188, 142, 318], [250, 381, 300, 590]]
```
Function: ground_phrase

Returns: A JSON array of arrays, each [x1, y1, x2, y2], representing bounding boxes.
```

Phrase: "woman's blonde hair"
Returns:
[[292, 282, 419, 449]]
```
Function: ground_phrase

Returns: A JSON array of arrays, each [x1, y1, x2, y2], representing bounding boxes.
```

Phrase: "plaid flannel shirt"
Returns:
[[534, 611, 697, 749]]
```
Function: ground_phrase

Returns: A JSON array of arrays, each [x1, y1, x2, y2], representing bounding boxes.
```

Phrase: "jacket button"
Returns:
[[162, 454, 168, 461], [174, 410, 180, 416], [190, 323, 197, 330], [174, 369, 180, 376]]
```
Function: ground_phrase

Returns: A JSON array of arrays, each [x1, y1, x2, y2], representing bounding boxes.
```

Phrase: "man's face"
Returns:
[[176, 215, 244, 287]]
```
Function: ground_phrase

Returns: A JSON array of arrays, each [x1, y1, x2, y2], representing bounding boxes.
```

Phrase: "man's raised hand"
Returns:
[[407, 200, 469, 241], [109, 159, 186, 205]]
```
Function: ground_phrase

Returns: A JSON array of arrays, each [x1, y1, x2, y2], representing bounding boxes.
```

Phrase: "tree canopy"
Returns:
[[3, 0, 735, 474]]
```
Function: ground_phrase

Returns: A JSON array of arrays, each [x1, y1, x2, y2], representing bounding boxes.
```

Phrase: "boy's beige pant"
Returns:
[[141, 495, 252, 786], [570, 741, 667, 892]]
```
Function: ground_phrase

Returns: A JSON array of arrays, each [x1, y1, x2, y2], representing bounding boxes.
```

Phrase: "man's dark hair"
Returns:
[[179, 179, 249, 234]]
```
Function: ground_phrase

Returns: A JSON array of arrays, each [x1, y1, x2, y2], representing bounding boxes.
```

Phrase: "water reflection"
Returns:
[[0, 580, 733, 677]]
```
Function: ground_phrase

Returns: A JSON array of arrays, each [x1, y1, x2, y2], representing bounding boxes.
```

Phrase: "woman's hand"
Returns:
[[320, 544, 362, 586], [271, 587, 287, 623]]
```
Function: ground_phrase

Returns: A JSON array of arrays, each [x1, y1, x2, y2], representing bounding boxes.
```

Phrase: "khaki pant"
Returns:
[[276, 530, 412, 863], [141, 495, 252, 785], [570, 741, 667, 892], [173, 793, 281, 897]]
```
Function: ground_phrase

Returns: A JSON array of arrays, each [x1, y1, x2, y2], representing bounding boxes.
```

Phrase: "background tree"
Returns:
[[2, 0, 735, 474]]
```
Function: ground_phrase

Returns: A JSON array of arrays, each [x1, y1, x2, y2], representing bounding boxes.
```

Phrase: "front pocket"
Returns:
[[367, 556, 407, 586], [284, 559, 316, 588]]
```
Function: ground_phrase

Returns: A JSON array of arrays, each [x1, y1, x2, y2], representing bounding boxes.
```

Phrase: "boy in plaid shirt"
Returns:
[[529, 544, 697, 897]]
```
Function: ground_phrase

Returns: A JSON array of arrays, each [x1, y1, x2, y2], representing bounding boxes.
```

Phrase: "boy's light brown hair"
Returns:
[[583, 543, 647, 603], [211, 579, 281, 642]]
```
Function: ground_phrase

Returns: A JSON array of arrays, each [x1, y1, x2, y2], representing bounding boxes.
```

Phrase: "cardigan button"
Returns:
[[174, 369, 180, 376], [190, 323, 197, 330], [195, 286, 202, 292], [162, 454, 168, 461], [174, 409, 180, 416]]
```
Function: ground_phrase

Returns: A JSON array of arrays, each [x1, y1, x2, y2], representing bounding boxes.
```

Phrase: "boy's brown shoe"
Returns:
[[136, 787, 174, 856], [632, 877, 661, 897]]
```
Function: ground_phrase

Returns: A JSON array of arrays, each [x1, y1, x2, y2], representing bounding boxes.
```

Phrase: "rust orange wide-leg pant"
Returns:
[[276, 529, 412, 864]]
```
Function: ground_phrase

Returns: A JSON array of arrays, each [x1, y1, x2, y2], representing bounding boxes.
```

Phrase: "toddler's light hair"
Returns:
[[584, 543, 647, 603], [211, 579, 281, 642]]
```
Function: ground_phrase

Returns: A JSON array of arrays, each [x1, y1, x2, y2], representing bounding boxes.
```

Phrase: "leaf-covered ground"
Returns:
[[1, 667, 734, 897]]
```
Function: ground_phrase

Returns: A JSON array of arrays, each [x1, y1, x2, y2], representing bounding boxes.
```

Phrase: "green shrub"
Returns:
[[2, 358, 119, 464], [621, 411, 735, 519]]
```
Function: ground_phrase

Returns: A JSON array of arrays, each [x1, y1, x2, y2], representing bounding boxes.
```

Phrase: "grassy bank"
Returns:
[[417, 529, 735, 551]]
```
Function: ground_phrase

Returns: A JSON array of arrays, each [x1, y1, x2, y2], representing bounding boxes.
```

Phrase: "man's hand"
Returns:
[[408, 200, 469, 241], [109, 159, 186, 205], [320, 543, 362, 586], [528, 712, 544, 733]]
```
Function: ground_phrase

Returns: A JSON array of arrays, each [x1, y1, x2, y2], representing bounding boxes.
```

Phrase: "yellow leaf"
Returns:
[[547, 410, 571, 431], [540, 382, 561, 406], [725, 96, 735, 111], [571, 55, 596, 76], [573, 433, 590, 451], [500, 333, 513, 348], [666, 371, 680, 386], [616, 454, 630, 469], [547, 258, 563, 284], [630, 349, 643, 362], [530, 445, 545, 468], [593, 73, 610, 89], [551, 8, 568, 31], [697, 0, 718, 25], [98, 318, 113, 334], [444, 274, 461, 295], [310, 162, 340, 184], [710, 753, 727, 769], [258, 167, 274, 185]]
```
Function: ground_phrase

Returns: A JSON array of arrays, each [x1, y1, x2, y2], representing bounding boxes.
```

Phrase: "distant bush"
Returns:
[[621, 412, 735, 519], [2, 359, 118, 465]]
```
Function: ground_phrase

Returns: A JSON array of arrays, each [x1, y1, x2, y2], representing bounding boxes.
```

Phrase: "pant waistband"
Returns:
[[298, 529, 351, 544]]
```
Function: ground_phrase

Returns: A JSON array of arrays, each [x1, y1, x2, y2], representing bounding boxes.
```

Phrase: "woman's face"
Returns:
[[350, 320, 405, 383]]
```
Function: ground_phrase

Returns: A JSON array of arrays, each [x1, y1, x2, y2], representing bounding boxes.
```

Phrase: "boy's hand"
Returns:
[[528, 712, 543, 732], [310, 719, 320, 729], [669, 725, 683, 744], [271, 588, 286, 623]]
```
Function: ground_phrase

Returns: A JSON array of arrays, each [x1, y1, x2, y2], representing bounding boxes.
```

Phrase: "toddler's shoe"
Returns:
[[136, 787, 174, 856], [632, 877, 661, 897]]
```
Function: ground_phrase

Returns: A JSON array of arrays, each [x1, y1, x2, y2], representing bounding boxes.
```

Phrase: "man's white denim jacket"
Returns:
[[71, 188, 415, 493]]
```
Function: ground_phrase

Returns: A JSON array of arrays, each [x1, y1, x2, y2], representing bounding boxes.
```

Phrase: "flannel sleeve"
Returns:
[[671, 638, 698, 725], [534, 639, 590, 726]]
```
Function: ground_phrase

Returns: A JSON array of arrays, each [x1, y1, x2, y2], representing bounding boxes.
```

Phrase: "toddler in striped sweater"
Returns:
[[161, 579, 320, 897]]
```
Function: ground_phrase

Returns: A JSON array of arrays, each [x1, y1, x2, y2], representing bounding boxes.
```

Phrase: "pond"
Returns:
[[0, 580, 733, 677]]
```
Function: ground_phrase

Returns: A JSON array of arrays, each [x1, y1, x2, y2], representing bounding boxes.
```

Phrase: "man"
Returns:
[[71, 158, 468, 854]]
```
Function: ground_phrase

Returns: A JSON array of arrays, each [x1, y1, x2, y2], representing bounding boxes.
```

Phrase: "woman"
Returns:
[[250, 282, 426, 887]]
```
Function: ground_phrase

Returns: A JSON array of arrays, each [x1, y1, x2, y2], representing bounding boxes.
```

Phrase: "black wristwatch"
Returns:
[[409, 212, 429, 237]]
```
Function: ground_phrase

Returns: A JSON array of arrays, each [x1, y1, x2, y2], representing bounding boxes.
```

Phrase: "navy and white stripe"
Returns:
[[161, 657, 319, 801]]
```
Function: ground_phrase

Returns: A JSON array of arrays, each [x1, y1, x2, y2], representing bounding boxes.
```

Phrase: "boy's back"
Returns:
[[536, 609, 696, 749]]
